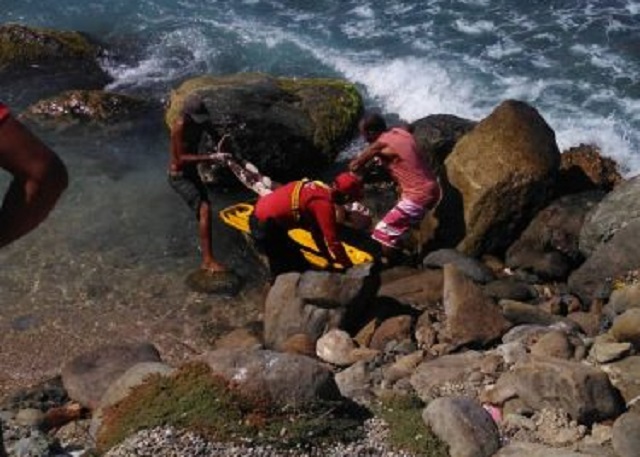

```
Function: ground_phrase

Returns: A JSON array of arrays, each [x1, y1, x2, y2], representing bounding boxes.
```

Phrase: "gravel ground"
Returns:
[[104, 418, 418, 457]]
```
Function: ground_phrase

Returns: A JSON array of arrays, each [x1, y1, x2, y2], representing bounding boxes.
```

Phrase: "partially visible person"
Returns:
[[0, 102, 68, 249], [211, 151, 372, 229], [349, 112, 441, 263], [249, 172, 364, 278], [168, 94, 229, 273]]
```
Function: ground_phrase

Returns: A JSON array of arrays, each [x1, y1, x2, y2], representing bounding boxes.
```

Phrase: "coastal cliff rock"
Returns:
[[263, 265, 378, 351], [556, 144, 623, 196], [440, 99, 561, 257], [0, 23, 111, 90], [20, 90, 152, 125], [505, 191, 605, 281], [165, 73, 363, 182], [568, 176, 640, 304], [410, 114, 477, 177], [578, 175, 640, 257]]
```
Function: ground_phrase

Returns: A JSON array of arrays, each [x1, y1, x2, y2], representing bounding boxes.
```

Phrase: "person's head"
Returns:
[[359, 112, 387, 143], [181, 94, 210, 124], [332, 171, 364, 204]]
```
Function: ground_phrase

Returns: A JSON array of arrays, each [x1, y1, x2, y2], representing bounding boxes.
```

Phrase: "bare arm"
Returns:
[[0, 115, 69, 248], [169, 119, 221, 172], [308, 199, 353, 269], [349, 140, 396, 172]]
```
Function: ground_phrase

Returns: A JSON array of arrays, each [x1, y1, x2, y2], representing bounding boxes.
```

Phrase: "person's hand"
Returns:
[[207, 152, 232, 162]]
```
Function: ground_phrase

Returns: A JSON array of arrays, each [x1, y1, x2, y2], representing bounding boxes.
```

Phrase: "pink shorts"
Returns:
[[372, 198, 426, 248]]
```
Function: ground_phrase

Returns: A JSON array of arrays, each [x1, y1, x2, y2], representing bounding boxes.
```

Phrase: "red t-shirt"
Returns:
[[254, 180, 351, 267], [379, 128, 440, 208], [0, 103, 10, 125]]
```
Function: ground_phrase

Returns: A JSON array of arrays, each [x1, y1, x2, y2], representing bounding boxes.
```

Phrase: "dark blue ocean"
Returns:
[[0, 0, 639, 389]]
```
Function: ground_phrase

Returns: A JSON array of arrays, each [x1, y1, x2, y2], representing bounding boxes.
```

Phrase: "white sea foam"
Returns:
[[571, 44, 629, 76], [453, 19, 495, 35], [486, 39, 523, 59], [324, 54, 484, 122], [350, 4, 375, 19], [100, 0, 640, 177], [626, 0, 640, 14], [549, 112, 639, 176], [458, 0, 490, 6], [105, 26, 216, 90]]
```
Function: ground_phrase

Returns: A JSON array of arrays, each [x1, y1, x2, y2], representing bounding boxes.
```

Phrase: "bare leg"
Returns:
[[198, 201, 225, 272]]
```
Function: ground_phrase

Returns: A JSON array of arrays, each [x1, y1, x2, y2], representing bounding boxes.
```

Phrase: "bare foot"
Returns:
[[201, 261, 226, 273]]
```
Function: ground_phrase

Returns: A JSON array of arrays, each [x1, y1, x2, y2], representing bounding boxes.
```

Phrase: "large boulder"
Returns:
[[556, 144, 623, 196], [410, 351, 488, 401], [165, 73, 363, 182], [410, 114, 477, 177], [491, 356, 625, 425], [61, 342, 162, 410], [89, 362, 175, 438], [0, 23, 111, 97], [440, 100, 560, 256], [612, 411, 640, 457], [377, 268, 444, 310], [579, 175, 640, 257], [197, 348, 342, 407], [505, 191, 605, 281], [569, 218, 640, 306], [442, 264, 511, 348], [423, 396, 501, 457], [263, 265, 378, 350]]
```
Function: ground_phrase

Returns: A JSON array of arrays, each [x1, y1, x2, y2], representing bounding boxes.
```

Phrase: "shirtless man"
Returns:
[[0, 102, 68, 248], [168, 95, 228, 272], [349, 112, 441, 263]]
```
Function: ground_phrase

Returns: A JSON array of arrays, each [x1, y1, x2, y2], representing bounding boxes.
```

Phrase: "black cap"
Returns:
[[182, 95, 209, 124]]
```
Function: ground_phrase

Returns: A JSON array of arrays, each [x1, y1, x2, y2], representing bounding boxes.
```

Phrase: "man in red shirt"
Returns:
[[349, 112, 441, 263], [0, 103, 68, 248], [250, 172, 363, 278]]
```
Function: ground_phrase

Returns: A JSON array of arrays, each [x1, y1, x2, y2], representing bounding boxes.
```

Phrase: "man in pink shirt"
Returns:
[[349, 112, 441, 263]]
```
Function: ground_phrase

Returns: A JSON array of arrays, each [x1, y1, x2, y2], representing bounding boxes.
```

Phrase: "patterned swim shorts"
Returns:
[[372, 198, 426, 248]]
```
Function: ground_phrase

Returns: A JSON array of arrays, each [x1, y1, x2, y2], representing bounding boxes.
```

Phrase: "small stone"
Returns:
[[185, 269, 242, 295]]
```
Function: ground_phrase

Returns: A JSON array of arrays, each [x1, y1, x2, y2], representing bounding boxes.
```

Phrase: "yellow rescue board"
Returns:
[[219, 203, 373, 269]]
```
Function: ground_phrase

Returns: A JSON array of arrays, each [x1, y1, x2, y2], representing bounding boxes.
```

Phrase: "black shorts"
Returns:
[[249, 215, 308, 277], [168, 171, 209, 216]]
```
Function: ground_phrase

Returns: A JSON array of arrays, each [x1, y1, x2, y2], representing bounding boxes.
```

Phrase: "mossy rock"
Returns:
[[0, 23, 101, 68], [374, 393, 449, 457], [165, 73, 363, 182], [21, 90, 150, 125], [96, 362, 367, 454]]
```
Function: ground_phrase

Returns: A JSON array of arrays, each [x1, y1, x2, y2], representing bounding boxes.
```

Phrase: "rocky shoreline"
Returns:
[[2, 22, 640, 457]]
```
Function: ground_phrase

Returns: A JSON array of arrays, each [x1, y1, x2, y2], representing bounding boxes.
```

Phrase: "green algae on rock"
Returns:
[[374, 393, 449, 457], [96, 362, 366, 454], [0, 23, 101, 67], [164, 73, 363, 182]]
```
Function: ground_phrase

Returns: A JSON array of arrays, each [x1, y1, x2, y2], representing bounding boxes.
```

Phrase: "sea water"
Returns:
[[0, 1, 639, 375]]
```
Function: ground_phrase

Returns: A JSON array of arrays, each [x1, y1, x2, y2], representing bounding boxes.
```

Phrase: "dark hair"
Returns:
[[360, 112, 387, 135]]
